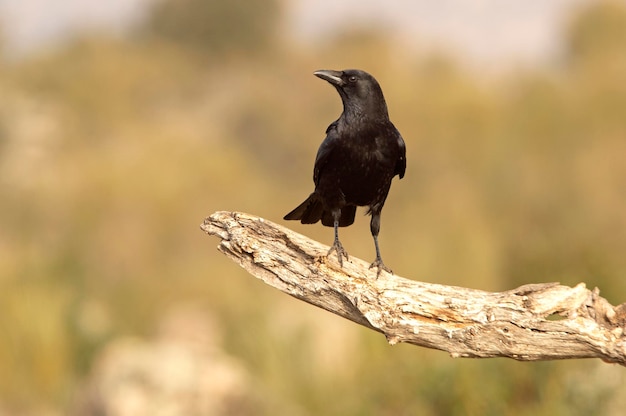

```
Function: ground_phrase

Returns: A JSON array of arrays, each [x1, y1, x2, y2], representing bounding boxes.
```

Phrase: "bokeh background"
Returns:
[[1, 0, 626, 414]]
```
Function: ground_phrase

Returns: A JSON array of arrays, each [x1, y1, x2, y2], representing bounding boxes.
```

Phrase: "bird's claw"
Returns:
[[369, 258, 392, 278], [327, 240, 349, 267]]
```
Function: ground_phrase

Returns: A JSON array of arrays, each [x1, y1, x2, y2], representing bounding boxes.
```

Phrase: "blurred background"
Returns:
[[1, 0, 626, 414]]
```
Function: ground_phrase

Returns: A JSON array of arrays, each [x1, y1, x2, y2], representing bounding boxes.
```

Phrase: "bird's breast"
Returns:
[[334, 138, 396, 205]]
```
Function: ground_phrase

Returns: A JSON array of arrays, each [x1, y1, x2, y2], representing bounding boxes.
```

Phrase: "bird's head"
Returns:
[[314, 69, 389, 121]]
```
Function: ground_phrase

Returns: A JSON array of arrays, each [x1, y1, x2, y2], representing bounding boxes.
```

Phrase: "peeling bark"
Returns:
[[201, 211, 626, 365]]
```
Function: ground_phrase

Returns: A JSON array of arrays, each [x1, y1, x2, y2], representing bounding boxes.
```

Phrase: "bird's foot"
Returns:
[[369, 257, 392, 278], [327, 240, 349, 267]]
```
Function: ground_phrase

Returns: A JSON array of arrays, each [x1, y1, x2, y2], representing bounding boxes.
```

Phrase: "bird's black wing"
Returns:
[[313, 120, 340, 186], [395, 132, 407, 179]]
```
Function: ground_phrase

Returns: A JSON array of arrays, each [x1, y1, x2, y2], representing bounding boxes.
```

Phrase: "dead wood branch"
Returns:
[[201, 211, 626, 365]]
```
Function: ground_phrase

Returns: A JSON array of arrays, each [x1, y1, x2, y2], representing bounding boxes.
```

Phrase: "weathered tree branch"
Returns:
[[201, 211, 626, 365]]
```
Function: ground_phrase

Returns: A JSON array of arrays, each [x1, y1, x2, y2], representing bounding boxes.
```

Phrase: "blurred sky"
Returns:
[[0, 0, 592, 67]]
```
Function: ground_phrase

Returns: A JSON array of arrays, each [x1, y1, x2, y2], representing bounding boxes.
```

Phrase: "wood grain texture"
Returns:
[[201, 211, 626, 365]]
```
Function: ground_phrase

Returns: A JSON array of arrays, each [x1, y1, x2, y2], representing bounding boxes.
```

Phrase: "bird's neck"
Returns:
[[342, 106, 389, 125], [342, 102, 389, 124]]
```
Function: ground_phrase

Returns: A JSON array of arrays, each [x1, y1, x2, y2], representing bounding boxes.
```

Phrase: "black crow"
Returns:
[[284, 69, 406, 276]]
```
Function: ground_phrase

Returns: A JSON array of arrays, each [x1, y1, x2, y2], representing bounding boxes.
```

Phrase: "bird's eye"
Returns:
[[348, 75, 358, 83]]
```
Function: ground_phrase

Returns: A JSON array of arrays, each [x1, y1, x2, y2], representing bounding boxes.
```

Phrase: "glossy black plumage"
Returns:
[[284, 69, 406, 276]]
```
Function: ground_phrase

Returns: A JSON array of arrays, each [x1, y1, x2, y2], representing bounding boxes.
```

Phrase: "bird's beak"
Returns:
[[314, 70, 343, 86]]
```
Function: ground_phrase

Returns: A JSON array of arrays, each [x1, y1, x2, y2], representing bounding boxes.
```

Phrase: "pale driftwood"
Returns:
[[201, 211, 626, 366]]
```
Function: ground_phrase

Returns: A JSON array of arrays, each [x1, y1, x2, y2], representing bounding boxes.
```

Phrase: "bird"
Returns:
[[284, 69, 406, 276]]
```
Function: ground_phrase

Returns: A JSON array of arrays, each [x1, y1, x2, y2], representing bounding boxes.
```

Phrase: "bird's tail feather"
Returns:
[[321, 205, 356, 227], [284, 194, 356, 227], [284, 193, 323, 224]]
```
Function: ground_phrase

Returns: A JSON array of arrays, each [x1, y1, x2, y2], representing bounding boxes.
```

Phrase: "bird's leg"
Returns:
[[368, 211, 392, 277], [370, 234, 392, 277], [327, 209, 349, 266]]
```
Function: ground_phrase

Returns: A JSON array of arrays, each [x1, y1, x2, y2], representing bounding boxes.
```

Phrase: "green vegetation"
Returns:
[[1, 1, 625, 414], [142, 0, 282, 56]]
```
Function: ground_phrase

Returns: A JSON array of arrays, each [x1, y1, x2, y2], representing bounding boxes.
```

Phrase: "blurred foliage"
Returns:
[[1, 0, 626, 415], [568, 1, 626, 66], [141, 0, 282, 56]]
